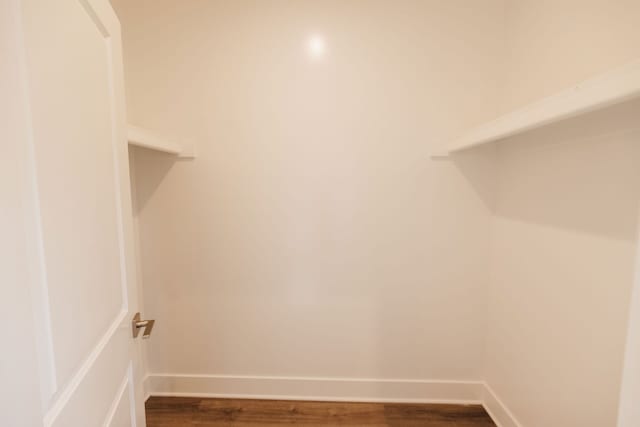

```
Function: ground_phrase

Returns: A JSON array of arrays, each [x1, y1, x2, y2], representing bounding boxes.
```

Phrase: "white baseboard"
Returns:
[[144, 374, 484, 404], [481, 383, 523, 427], [144, 374, 523, 426]]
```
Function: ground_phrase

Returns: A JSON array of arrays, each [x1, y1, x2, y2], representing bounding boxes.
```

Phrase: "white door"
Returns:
[[1, 0, 146, 426]]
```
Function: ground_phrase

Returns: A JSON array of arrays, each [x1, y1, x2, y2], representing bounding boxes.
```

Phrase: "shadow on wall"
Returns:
[[129, 145, 182, 214], [452, 98, 640, 242], [447, 144, 498, 213]]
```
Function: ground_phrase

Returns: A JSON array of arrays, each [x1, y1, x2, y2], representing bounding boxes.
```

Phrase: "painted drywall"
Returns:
[[618, 206, 640, 427], [482, 2, 640, 426], [501, 0, 640, 113], [114, 1, 640, 423], [113, 0, 504, 391], [484, 101, 640, 427]]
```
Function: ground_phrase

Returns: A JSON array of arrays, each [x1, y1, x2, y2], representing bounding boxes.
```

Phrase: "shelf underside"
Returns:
[[443, 59, 640, 155]]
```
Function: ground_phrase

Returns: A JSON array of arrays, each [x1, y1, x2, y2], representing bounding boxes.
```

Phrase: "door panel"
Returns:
[[15, 0, 145, 425], [46, 327, 132, 426], [22, 0, 125, 389], [105, 369, 135, 427], [0, 2, 45, 425]]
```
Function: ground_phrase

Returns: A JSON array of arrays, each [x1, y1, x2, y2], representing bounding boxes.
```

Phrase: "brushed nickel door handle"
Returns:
[[132, 312, 155, 339]]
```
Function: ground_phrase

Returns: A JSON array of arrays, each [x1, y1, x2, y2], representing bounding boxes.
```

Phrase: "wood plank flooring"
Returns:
[[145, 397, 497, 426]]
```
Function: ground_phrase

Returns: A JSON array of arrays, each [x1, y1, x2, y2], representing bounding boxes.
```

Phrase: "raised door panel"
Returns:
[[19, 0, 144, 425]]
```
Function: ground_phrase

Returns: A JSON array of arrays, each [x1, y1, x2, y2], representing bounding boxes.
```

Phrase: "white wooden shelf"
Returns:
[[127, 125, 195, 157], [441, 59, 640, 156]]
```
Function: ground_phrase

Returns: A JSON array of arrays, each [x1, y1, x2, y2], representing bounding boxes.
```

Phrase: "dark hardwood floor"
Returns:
[[145, 397, 496, 426]]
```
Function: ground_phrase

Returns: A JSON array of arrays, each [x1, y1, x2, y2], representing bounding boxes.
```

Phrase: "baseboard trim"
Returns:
[[144, 374, 484, 405], [144, 374, 524, 426], [481, 383, 523, 427]]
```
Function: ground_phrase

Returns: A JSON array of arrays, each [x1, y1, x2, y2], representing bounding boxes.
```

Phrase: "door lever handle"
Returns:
[[132, 312, 155, 339]]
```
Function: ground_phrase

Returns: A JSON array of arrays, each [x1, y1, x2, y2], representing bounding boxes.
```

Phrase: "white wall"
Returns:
[[618, 207, 640, 427], [113, 1, 640, 423], [484, 2, 640, 425], [484, 100, 640, 427], [500, 0, 640, 112], [113, 0, 504, 396]]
